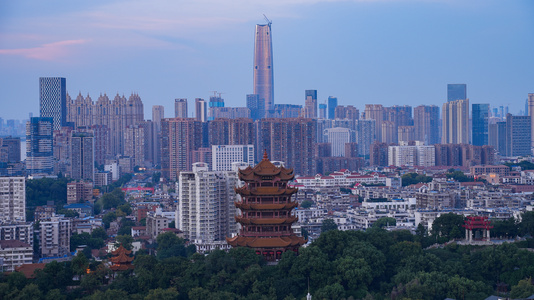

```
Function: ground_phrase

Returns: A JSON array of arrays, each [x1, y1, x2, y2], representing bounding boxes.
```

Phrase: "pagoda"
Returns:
[[226, 151, 306, 261], [109, 245, 135, 271]]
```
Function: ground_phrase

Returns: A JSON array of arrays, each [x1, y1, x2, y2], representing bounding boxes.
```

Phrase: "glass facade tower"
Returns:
[[472, 103, 489, 146], [253, 23, 274, 114]]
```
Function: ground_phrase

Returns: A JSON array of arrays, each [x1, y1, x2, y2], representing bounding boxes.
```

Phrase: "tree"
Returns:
[[321, 219, 338, 233], [145, 287, 179, 300], [372, 217, 396, 228], [300, 200, 313, 209], [301, 227, 309, 240], [492, 217, 519, 238], [57, 209, 79, 218], [520, 211, 534, 237], [115, 235, 134, 250], [431, 213, 465, 242], [401, 173, 432, 187], [91, 227, 108, 240], [511, 278, 534, 299]]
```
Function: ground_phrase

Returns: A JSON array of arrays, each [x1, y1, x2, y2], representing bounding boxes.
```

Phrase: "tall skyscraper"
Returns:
[[304, 90, 317, 119], [175, 98, 188, 118], [529, 93, 534, 150], [253, 21, 274, 113], [447, 84, 467, 102], [0, 177, 26, 223], [208, 94, 224, 121], [328, 96, 338, 120], [246, 94, 265, 121], [26, 117, 54, 175], [161, 118, 203, 180], [195, 98, 207, 122], [39, 77, 67, 131], [442, 99, 469, 144], [152, 105, 165, 125], [472, 103, 490, 146], [70, 132, 94, 181]]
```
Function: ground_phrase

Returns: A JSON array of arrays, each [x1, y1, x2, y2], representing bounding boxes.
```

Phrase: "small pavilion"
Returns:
[[463, 216, 493, 242]]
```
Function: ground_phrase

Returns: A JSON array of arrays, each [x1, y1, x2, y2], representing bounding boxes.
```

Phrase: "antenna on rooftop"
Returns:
[[263, 14, 272, 26]]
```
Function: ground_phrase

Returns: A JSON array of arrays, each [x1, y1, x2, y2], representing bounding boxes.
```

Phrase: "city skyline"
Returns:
[[1, 0, 533, 120]]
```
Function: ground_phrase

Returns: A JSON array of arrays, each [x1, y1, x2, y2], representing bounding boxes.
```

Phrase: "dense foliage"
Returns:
[[401, 173, 432, 187], [26, 177, 72, 220]]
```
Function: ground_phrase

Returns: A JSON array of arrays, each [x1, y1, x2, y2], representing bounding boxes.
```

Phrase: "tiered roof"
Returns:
[[238, 151, 294, 182], [109, 245, 135, 271]]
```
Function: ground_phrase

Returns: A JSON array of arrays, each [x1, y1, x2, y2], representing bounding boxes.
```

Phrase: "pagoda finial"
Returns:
[[263, 150, 268, 161]]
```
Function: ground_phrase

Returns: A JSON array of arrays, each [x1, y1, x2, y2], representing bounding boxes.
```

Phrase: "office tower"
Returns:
[[304, 90, 318, 119], [70, 132, 94, 181], [124, 124, 146, 167], [319, 104, 327, 119], [195, 98, 207, 122], [0, 177, 25, 223], [325, 127, 351, 157], [447, 84, 467, 102], [472, 103, 490, 146], [529, 94, 534, 149], [212, 145, 254, 171], [489, 121, 507, 155], [334, 105, 359, 120], [39, 77, 67, 131], [328, 96, 338, 119], [442, 99, 470, 144], [257, 118, 317, 176], [0, 137, 21, 163], [364, 104, 384, 142], [161, 118, 203, 180], [253, 21, 274, 113], [398, 126, 415, 144], [178, 162, 238, 242], [506, 114, 531, 157], [246, 94, 265, 121], [414, 105, 440, 145], [26, 117, 54, 175], [175, 98, 188, 118]]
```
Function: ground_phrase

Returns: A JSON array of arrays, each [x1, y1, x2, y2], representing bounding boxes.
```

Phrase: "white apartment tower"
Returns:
[[212, 145, 255, 171], [177, 163, 239, 242], [0, 177, 26, 223], [325, 127, 352, 157]]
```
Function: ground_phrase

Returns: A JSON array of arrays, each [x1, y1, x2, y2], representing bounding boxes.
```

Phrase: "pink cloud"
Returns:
[[0, 39, 87, 61]]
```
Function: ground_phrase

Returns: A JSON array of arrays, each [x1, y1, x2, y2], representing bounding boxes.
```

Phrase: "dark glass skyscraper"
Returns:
[[39, 77, 67, 131], [472, 103, 489, 146], [253, 22, 274, 114], [328, 96, 338, 119], [447, 84, 467, 102], [26, 117, 54, 175]]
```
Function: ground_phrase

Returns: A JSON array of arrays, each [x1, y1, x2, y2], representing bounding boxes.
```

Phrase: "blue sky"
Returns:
[[0, 0, 533, 120]]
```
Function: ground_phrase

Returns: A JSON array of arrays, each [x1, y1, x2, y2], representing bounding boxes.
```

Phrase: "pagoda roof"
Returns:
[[238, 151, 294, 181], [226, 235, 306, 248], [111, 245, 132, 256], [235, 186, 298, 196], [235, 216, 298, 225], [235, 202, 298, 210]]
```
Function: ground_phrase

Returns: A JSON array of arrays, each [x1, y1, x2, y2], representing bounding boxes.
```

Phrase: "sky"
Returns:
[[0, 0, 533, 120]]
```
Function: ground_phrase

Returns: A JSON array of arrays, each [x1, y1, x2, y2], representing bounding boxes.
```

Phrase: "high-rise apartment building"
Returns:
[[246, 94, 265, 121], [489, 121, 507, 155], [39, 215, 71, 258], [70, 132, 94, 181], [257, 118, 317, 176], [66, 92, 93, 128], [442, 99, 470, 144], [472, 103, 490, 146], [26, 117, 54, 175], [0, 137, 21, 163], [325, 127, 352, 157], [334, 105, 359, 120], [388, 143, 435, 167], [152, 105, 165, 125], [304, 90, 318, 119], [253, 22, 274, 113], [0, 177, 26, 223], [447, 84, 467, 102], [212, 145, 255, 171], [506, 114, 531, 157], [208, 94, 224, 121], [39, 77, 67, 131], [398, 126, 415, 144], [319, 104, 327, 119], [175, 98, 188, 118], [124, 123, 146, 167], [161, 118, 203, 180], [328, 96, 338, 120], [528, 93, 534, 150], [177, 162, 239, 242], [364, 104, 384, 142], [414, 105, 440, 145]]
